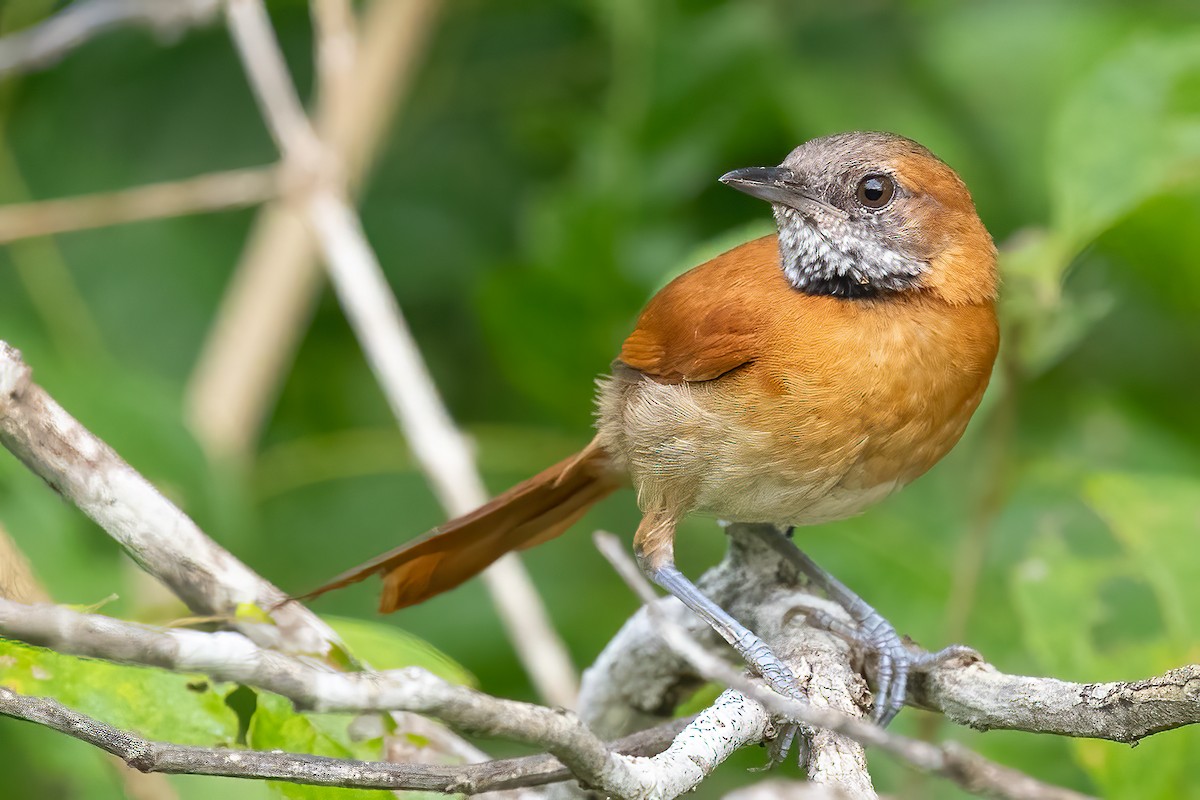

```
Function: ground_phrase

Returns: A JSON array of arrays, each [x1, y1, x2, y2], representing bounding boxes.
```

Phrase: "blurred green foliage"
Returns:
[[1, 1, 1199, 798]]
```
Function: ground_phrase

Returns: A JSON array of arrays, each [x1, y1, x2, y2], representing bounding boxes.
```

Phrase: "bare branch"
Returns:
[[593, 528, 1099, 800], [914, 660, 1200, 744], [0, 0, 220, 78], [0, 685, 690, 794], [591, 529, 875, 795], [0, 341, 332, 653], [0, 532, 1126, 800], [0, 341, 489, 766], [0, 598, 776, 799], [221, 0, 578, 707], [0, 166, 280, 244]]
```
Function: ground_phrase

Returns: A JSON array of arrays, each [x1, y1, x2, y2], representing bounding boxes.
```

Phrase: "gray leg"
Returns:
[[646, 560, 808, 761], [757, 526, 972, 726], [634, 512, 808, 761], [649, 562, 802, 696]]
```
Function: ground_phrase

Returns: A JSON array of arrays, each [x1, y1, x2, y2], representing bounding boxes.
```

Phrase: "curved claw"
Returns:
[[754, 663, 813, 767], [838, 615, 979, 725], [855, 613, 907, 725], [755, 527, 980, 727]]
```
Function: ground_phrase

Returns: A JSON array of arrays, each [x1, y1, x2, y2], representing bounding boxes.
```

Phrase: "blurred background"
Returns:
[[0, 1, 1199, 798]]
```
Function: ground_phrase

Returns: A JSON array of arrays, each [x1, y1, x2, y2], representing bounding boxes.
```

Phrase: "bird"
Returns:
[[299, 131, 999, 726]]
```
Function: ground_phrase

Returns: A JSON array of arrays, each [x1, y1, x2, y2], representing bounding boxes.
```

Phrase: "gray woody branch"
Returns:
[[0, 594, 1103, 800], [4, 565, 1163, 800], [0, 598, 776, 799], [0, 341, 492, 768], [0, 341, 330, 653], [0, 685, 689, 795], [582, 527, 1200, 747]]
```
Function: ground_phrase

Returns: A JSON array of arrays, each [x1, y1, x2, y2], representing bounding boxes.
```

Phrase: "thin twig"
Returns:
[[592, 531, 1097, 800], [222, 0, 578, 707], [0, 598, 774, 799], [0, 341, 489, 766], [0, 166, 280, 244], [0, 0, 220, 78], [184, 0, 440, 457], [0, 686, 690, 794], [224, 0, 326, 171], [0, 341, 332, 654], [310, 0, 357, 121]]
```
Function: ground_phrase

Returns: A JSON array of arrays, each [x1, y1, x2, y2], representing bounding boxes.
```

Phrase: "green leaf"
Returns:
[[1003, 31, 1200, 376], [0, 639, 238, 745], [249, 694, 392, 800], [1000, 230, 1115, 374], [225, 685, 259, 746], [1083, 472, 1200, 652], [322, 615, 475, 688], [1010, 470, 1200, 799], [1051, 32, 1200, 252]]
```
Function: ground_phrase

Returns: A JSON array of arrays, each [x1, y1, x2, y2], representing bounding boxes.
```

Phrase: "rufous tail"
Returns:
[[294, 442, 619, 612]]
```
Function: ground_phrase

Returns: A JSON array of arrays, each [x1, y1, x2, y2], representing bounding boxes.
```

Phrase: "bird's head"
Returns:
[[720, 131, 997, 306]]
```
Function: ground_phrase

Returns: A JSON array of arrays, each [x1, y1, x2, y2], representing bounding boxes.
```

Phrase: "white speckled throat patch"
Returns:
[[774, 206, 927, 298]]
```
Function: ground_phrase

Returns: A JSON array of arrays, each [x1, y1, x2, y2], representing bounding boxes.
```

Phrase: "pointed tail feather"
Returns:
[[294, 443, 619, 612]]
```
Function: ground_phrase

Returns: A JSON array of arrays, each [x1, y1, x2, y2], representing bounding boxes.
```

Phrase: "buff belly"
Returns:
[[595, 374, 908, 526]]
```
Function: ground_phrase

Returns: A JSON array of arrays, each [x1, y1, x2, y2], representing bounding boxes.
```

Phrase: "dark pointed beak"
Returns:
[[720, 165, 842, 218], [718, 166, 807, 204]]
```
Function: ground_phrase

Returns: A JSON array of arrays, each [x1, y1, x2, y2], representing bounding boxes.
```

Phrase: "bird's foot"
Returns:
[[759, 687, 814, 769], [805, 607, 979, 725], [740, 639, 814, 767], [764, 722, 811, 769], [757, 528, 982, 725]]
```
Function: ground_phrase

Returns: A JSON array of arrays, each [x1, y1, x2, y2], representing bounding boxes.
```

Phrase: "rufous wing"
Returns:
[[618, 234, 780, 383]]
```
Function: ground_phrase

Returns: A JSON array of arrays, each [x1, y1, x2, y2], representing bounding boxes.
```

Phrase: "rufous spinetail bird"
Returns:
[[300, 131, 999, 728]]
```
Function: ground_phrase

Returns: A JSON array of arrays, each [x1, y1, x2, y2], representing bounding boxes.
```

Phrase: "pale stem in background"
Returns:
[[0, 0, 220, 77], [222, 0, 578, 707], [185, 0, 441, 458], [310, 0, 358, 120], [0, 165, 281, 243]]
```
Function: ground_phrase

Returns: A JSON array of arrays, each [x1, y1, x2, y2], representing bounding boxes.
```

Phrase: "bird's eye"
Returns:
[[855, 174, 895, 209]]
